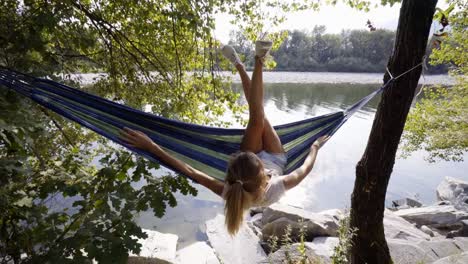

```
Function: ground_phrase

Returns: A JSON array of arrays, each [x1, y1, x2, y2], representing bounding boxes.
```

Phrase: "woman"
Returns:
[[121, 40, 329, 235]]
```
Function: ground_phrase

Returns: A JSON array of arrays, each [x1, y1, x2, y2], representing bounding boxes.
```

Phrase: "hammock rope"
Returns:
[[0, 65, 422, 182]]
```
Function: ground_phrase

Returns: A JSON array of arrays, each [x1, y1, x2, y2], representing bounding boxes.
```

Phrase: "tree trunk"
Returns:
[[349, 0, 437, 263]]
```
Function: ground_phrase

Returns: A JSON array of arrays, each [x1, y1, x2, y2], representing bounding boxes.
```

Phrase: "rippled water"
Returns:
[[134, 76, 466, 248], [221, 71, 456, 85], [74, 71, 456, 86]]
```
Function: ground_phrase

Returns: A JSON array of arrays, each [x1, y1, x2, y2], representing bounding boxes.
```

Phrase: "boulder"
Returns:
[[417, 240, 466, 259], [437, 177, 468, 205], [447, 219, 468, 238], [295, 236, 468, 264], [261, 204, 339, 242], [420, 225, 435, 237], [304, 237, 460, 263], [394, 205, 468, 228], [453, 237, 468, 251], [249, 213, 264, 228], [261, 206, 431, 243], [250, 207, 266, 216], [129, 229, 178, 264], [206, 214, 266, 264], [431, 252, 468, 264], [306, 237, 339, 259], [387, 238, 468, 263], [318, 209, 345, 222], [386, 239, 438, 264], [247, 213, 264, 237], [258, 243, 330, 264], [175, 242, 219, 264], [391, 197, 423, 209], [437, 200, 452, 206], [384, 210, 431, 241], [437, 177, 468, 213]]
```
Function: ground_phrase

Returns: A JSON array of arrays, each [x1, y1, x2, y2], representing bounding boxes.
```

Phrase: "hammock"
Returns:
[[0, 68, 389, 182]]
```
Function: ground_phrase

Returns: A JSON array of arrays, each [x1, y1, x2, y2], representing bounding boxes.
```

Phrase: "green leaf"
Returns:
[[14, 196, 33, 207]]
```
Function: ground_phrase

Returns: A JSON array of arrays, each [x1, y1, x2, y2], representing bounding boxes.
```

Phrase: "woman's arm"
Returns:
[[282, 135, 329, 190], [121, 128, 225, 196]]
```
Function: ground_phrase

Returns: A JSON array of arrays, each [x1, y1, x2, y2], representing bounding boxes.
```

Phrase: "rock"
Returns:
[[391, 197, 423, 209], [258, 243, 330, 264], [261, 204, 339, 242], [437, 177, 468, 202], [306, 237, 339, 259], [298, 236, 468, 264], [417, 240, 465, 259], [206, 214, 266, 264], [175, 242, 219, 264], [437, 200, 452, 206], [453, 237, 468, 251], [420, 225, 435, 237], [394, 205, 468, 228], [129, 229, 178, 264], [318, 209, 345, 222], [247, 222, 263, 238], [386, 239, 438, 264], [437, 177, 468, 212], [431, 252, 468, 264], [247, 213, 264, 237], [248, 213, 264, 228], [250, 207, 266, 216], [447, 219, 468, 238], [387, 238, 468, 263], [384, 210, 431, 241], [261, 217, 306, 247]]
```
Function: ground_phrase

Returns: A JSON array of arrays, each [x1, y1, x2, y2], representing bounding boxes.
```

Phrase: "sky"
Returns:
[[214, 1, 450, 43]]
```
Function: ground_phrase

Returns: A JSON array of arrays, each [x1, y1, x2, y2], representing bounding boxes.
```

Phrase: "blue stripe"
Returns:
[[32, 87, 241, 155], [274, 111, 344, 130], [31, 92, 230, 173], [35, 79, 246, 136], [285, 118, 344, 166], [279, 112, 343, 144]]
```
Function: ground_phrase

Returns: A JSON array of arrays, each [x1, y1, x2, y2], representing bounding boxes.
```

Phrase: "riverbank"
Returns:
[[130, 177, 468, 263]]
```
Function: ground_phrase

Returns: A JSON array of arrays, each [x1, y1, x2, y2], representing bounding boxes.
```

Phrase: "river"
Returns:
[[131, 72, 465, 247]]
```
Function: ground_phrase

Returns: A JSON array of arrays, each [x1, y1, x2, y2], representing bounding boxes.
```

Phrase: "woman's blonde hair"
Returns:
[[224, 151, 266, 235]]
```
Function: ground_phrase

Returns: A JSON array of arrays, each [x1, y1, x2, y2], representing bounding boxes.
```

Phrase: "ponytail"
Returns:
[[224, 152, 265, 235], [224, 182, 254, 235]]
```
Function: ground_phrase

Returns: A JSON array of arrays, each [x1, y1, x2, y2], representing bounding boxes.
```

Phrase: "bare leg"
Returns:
[[236, 64, 251, 101], [262, 118, 284, 154], [237, 64, 284, 154], [240, 57, 264, 153]]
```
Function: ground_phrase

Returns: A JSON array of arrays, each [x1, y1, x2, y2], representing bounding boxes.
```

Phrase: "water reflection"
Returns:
[[137, 82, 468, 248]]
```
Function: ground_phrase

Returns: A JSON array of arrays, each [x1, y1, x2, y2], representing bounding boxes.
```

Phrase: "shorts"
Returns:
[[256, 151, 287, 175]]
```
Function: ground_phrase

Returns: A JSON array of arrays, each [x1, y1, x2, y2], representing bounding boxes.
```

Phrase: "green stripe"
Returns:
[[164, 148, 226, 180], [283, 121, 336, 152], [37, 87, 244, 143], [38, 93, 232, 162], [275, 113, 341, 136], [41, 94, 230, 165], [285, 150, 309, 172], [44, 98, 228, 180]]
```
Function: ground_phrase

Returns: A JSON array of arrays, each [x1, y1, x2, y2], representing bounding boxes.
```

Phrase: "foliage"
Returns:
[[1, 0, 347, 262], [401, 0, 468, 162], [266, 221, 315, 264], [331, 214, 357, 264], [0, 90, 198, 263], [229, 27, 446, 73], [0, 0, 457, 262]]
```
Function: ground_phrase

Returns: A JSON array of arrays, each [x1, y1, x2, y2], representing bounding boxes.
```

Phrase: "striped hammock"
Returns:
[[0, 69, 388, 182]]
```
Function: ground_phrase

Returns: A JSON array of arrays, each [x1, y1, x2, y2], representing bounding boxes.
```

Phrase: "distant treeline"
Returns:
[[227, 26, 448, 74]]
